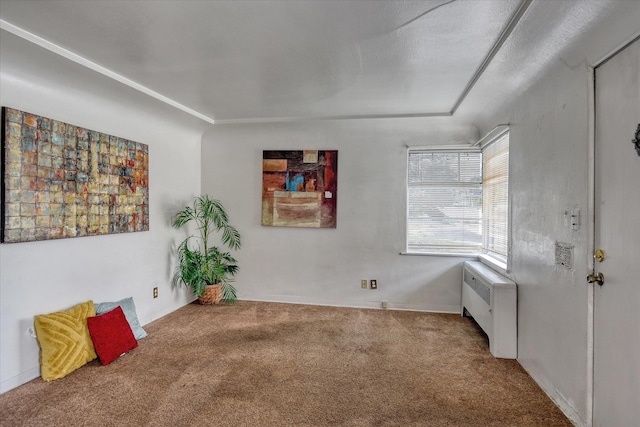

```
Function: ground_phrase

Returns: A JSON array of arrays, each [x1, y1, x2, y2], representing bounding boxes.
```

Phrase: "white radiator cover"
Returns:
[[461, 260, 517, 359]]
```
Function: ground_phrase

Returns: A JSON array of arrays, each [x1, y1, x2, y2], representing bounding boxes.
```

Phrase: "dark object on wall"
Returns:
[[1, 107, 149, 243], [262, 150, 338, 228], [633, 123, 640, 157]]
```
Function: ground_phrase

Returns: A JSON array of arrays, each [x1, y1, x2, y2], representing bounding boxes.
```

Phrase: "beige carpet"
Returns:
[[0, 301, 572, 426]]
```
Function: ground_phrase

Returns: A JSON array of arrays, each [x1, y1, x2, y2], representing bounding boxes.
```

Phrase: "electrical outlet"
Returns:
[[361, 279, 368, 289], [370, 280, 377, 289], [153, 287, 158, 298]]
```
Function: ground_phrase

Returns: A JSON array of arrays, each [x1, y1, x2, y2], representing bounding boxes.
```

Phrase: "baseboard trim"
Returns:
[[142, 298, 197, 325], [518, 359, 585, 427], [1, 366, 40, 395], [238, 294, 460, 314]]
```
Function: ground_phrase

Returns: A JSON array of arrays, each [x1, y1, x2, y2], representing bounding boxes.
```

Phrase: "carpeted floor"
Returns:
[[0, 301, 572, 426]]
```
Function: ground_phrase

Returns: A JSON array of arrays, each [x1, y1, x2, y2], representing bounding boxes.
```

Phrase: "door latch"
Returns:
[[587, 272, 605, 286]]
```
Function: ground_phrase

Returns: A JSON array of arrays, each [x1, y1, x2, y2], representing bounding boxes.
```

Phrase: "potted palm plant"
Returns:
[[172, 195, 241, 304]]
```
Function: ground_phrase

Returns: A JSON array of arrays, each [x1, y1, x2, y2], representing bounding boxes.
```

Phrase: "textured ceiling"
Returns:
[[0, 0, 639, 126]]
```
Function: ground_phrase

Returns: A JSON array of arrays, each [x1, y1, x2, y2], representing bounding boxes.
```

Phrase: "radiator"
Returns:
[[461, 260, 517, 359]]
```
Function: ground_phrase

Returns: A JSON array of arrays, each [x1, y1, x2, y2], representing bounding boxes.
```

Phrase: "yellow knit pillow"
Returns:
[[34, 301, 98, 381]]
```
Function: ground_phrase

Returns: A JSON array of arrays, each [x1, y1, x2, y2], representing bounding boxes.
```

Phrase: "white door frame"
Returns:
[[586, 64, 595, 427]]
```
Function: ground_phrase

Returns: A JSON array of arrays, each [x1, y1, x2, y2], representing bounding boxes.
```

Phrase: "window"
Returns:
[[482, 133, 509, 262], [407, 150, 483, 254], [406, 132, 510, 261]]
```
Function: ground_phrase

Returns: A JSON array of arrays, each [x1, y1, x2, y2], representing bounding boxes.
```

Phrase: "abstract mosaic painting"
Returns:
[[262, 150, 337, 228], [1, 107, 149, 243]]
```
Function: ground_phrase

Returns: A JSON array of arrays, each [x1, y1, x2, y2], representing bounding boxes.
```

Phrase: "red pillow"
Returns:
[[87, 306, 138, 366]]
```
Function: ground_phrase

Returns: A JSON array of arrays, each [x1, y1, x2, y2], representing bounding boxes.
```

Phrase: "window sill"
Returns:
[[400, 252, 479, 258], [478, 254, 508, 276]]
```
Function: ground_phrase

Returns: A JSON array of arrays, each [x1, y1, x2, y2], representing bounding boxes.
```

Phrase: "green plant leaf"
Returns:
[[221, 283, 237, 304]]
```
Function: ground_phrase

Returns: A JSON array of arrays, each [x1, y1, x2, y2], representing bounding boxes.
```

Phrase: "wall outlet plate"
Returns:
[[370, 280, 377, 289], [153, 287, 158, 298], [361, 279, 368, 289], [571, 208, 580, 230]]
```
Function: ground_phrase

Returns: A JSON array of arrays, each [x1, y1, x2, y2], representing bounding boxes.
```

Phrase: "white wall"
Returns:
[[475, 60, 593, 425], [201, 58, 600, 426], [201, 119, 478, 311], [0, 33, 203, 393]]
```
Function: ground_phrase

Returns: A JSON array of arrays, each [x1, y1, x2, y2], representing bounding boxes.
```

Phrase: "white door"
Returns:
[[593, 37, 640, 427]]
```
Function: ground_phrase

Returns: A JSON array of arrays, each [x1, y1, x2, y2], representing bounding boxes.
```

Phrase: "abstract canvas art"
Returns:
[[262, 150, 337, 228], [1, 107, 149, 243]]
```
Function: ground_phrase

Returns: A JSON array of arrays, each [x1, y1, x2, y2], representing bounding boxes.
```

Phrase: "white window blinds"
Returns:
[[482, 133, 509, 261], [407, 150, 482, 253]]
